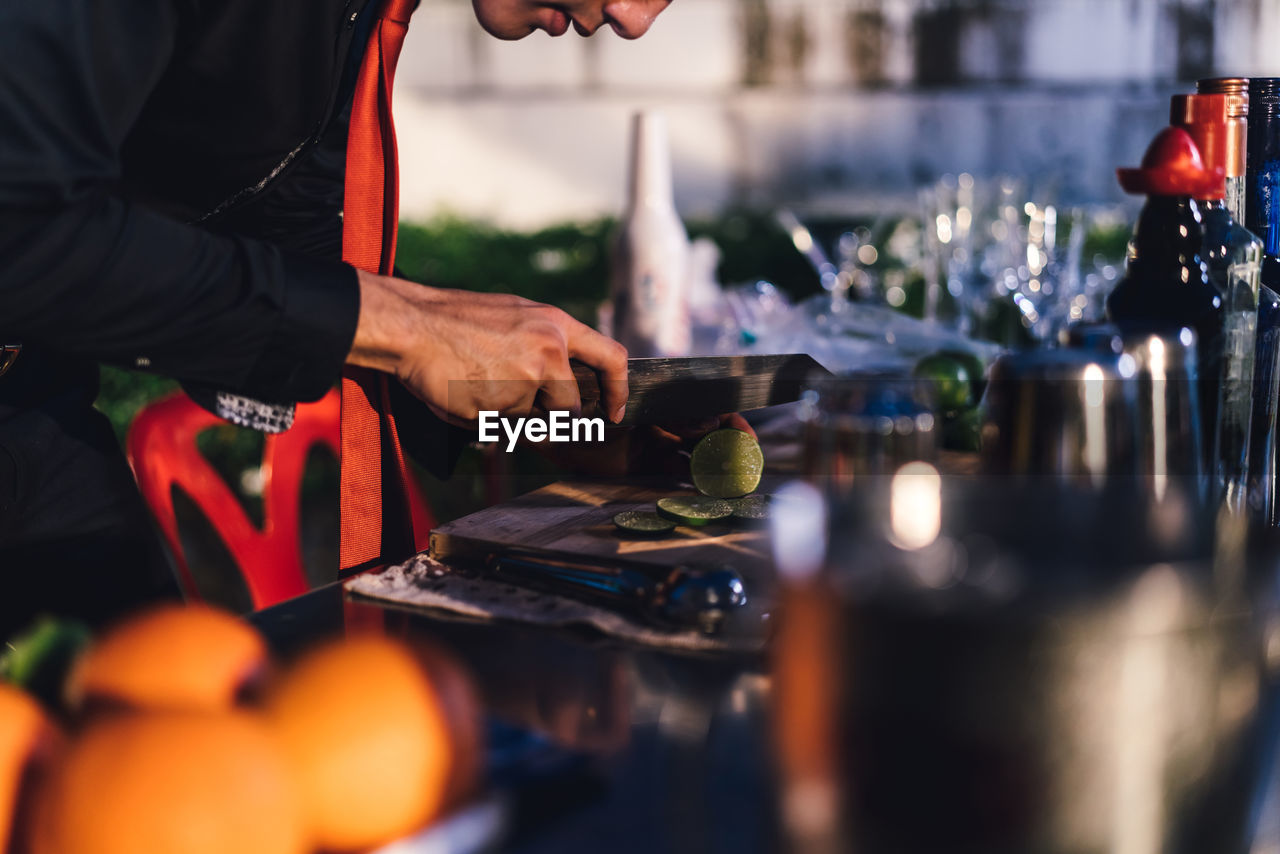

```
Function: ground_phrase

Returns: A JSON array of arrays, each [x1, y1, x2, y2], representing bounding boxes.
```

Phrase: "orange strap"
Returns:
[[339, 0, 421, 571]]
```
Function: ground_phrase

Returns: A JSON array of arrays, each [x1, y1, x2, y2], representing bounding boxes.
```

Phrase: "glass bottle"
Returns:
[[1107, 128, 1224, 475], [609, 111, 691, 358], [1246, 78, 1280, 523], [1197, 78, 1250, 224], [1171, 93, 1261, 511]]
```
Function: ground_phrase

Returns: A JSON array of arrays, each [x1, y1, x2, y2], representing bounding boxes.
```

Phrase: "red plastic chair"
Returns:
[[126, 389, 434, 610]]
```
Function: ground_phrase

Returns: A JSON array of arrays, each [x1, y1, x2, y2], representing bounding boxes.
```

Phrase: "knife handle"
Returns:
[[486, 552, 746, 634], [569, 360, 603, 408], [487, 552, 656, 613]]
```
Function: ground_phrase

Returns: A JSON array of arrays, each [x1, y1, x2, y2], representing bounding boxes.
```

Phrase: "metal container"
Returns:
[[1063, 321, 1124, 354], [980, 347, 1137, 485], [981, 329, 1204, 491], [1121, 328, 1205, 484]]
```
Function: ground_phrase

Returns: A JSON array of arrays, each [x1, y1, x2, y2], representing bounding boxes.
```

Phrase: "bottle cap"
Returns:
[[1116, 127, 1224, 198], [1169, 94, 1229, 197], [1197, 77, 1249, 119]]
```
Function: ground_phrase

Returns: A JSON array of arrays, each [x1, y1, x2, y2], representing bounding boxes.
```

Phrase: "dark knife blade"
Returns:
[[572, 353, 830, 425]]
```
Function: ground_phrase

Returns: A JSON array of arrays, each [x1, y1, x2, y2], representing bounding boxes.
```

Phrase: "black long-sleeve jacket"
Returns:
[[0, 0, 468, 548], [0, 0, 376, 400]]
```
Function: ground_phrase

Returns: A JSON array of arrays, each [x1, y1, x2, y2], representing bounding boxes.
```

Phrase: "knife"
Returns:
[[487, 551, 747, 635], [571, 353, 830, 425]]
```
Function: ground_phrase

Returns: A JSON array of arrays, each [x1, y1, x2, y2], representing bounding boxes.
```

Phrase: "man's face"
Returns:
[[471, 0, 672, 40]]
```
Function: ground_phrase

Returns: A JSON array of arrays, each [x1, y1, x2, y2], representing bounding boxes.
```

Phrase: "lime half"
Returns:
[[612, 510, 677, 535], [655, 496, 733, 527], [690, 429, 764, 499]]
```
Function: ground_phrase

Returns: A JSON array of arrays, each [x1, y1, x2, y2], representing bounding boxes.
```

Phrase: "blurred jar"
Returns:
[[771, 476, 1276, 854], [798, 369, 938, 499]]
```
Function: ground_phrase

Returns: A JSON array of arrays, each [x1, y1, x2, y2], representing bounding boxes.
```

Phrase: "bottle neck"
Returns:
[[1246, 98, 1280, 256], [1128, 195, 1208, 284], [626, 112, 675, 211], [1226, 115, 1247, 179]]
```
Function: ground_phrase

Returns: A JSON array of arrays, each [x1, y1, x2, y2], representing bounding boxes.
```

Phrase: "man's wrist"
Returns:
[[348, 268, 425, 378]]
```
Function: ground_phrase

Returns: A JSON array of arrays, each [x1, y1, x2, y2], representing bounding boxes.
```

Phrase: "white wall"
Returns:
[[393, 0, 1280, 228]]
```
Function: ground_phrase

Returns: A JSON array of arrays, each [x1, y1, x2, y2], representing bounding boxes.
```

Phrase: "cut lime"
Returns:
[[729, 494, 771, 522], [690, 429, 764, 499], [612, 510, 677, 535], [655, 496, 733, 527]]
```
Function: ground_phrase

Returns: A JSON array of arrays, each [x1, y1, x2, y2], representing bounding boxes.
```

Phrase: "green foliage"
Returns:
[[96, 365, 177, 444], [1, 616, 91, 708], [394, 216, 616, 325], [1082, 221, 1132, 264], [687, 209, 826, 296]]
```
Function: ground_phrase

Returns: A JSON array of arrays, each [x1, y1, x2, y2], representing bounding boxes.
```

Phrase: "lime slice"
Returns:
[[729, 494, 771, 522], [690, 429, 764, 499], [655, 496, 733, 527], [612, 510, 677, 535]]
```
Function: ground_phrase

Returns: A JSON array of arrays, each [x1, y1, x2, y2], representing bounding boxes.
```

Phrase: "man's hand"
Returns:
[[348, 270, 629, 425]]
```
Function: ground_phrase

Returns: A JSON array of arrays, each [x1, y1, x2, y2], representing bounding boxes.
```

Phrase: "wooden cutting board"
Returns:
[[429, 480, 773, 576]]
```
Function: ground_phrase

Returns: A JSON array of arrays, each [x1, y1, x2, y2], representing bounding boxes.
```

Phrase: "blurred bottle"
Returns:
[[609, 111, 692, 358], [1171, 93, 1260, 511], [1108, 127, 1224, 474], [769, 481, 843, 854], [1245, 78, 1280, 523]]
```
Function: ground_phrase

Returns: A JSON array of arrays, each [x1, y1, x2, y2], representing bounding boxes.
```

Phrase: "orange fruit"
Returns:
[[0, 686, 62, 854], [27, 711, 307, 854], [67, 604, 268, 712], [266, 636, 458, 852]]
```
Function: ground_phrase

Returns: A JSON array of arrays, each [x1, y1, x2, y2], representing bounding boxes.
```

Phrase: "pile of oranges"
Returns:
[[1, 604, 483, 854]]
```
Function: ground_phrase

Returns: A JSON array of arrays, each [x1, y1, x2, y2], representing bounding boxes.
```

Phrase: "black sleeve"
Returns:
[[388, 378, 472, 479], [0, 0, 358, 403]]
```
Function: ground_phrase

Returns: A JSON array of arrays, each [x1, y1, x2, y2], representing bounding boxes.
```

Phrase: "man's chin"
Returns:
[[486, 23, 538, 40], [470, 6, 537, 39]]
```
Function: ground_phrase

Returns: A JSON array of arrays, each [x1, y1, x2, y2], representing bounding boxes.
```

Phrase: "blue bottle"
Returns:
[[1246, 78, 1280, 524]]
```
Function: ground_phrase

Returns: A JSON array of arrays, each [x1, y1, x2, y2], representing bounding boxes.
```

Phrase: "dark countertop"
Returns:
[[251, 582, 779, 854], [250, 549, 1280, 854]]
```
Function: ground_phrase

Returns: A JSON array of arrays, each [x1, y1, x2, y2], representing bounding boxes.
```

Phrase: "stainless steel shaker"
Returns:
[[980, 347, 1138, 485], [981, 328, 1205, 493]]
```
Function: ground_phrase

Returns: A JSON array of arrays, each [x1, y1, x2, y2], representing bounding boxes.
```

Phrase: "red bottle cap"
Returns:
[[1116, 126, 1225, 198], [1169, 94, 1229, 197]]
